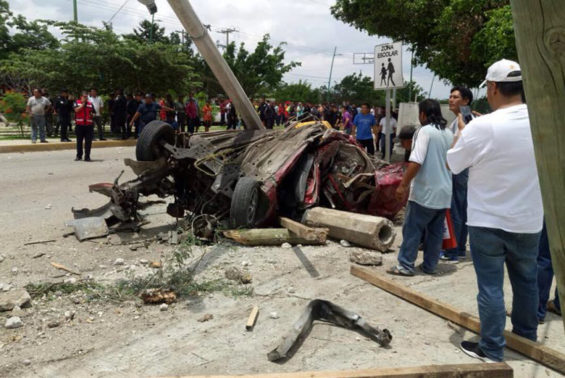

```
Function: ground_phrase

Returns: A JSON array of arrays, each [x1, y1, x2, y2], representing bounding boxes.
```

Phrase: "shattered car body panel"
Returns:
[[76, 120, 406, 230]]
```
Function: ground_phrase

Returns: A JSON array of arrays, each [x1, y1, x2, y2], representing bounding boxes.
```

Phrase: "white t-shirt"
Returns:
[[88, 95, 103, 115], [379, 117, 397, 134], [446, 104, 543, 233]]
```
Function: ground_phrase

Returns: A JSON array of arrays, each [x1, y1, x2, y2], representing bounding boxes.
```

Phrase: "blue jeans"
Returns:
[[537, 223, 561, 320], [469, 226, 540, 361], [398, 201, 446, 274], [444, 169, 468, 258], [30, 115, 46, 142]]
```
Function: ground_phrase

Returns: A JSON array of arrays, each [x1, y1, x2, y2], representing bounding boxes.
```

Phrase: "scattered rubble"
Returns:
[[140, 289, 177, 305], [198, 314, 214, 323], [0, 288, 32, 311], [47, 320, 61, 328], [113, 258, 125, 266], [224, 267, 253, 284], [5, 316, 23, 329], [350, 250, 383, 266], [159, 303, 169, 312]]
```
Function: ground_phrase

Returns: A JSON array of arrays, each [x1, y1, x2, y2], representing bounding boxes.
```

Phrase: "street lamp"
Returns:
[[138, 0, 157, 14]]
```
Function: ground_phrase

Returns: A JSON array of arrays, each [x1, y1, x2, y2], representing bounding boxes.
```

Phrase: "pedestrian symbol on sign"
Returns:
[[374, 42, 404, 90]]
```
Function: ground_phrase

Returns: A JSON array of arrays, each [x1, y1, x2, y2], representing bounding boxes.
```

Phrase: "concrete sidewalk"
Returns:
[[0, 137, 136, 153]]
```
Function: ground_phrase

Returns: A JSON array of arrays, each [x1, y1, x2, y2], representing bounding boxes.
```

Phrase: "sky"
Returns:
[[9, 0, 460, 99]]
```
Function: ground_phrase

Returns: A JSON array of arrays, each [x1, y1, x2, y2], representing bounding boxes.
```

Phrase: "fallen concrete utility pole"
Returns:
[[166, 0, 264, 130], [223, 229, 327, 246], [267, 299, 392, 362], [351, 265, 565, 375], [303, 207, 395, 252], [185, 363, 513, 378], [510, 0, 565, 333]]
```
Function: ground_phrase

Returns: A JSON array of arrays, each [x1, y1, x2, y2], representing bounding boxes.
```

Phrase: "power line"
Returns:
[[108, 0, 131, 24]]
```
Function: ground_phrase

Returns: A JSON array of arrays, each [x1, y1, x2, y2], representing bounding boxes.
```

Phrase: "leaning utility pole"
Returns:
[[510, 0, 565, 331], [218, 27, 238, 47], [165, 0, 263, 130]]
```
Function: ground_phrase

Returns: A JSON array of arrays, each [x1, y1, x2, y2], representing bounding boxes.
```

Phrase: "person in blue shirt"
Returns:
[[129, 94, 173, 134], [352, 103, 377, 155]]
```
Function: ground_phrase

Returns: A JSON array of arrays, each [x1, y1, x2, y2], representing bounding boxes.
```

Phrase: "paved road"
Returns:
[[0, 147, 137, 247]]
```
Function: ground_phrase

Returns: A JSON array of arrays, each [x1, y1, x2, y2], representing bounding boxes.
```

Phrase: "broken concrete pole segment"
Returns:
[[268, 299, 391, 362], [223, 229, 326, 246], [303, 207, 396, 252]]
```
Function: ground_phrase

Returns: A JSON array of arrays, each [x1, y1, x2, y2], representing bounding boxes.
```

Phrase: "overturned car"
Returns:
[[75, 119, 406, 232]]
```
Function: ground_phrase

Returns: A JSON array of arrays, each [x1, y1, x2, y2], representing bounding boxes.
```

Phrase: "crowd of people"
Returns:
[[388, 59, 561, 364], [24, 88, 400, 161]]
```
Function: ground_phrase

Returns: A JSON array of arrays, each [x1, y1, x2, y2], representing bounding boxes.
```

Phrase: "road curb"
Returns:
[[0, 139, 137, 154]]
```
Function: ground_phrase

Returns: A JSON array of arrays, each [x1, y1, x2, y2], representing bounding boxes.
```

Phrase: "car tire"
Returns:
[[136, 121, 175, 161], [230, 177, 261, 228]]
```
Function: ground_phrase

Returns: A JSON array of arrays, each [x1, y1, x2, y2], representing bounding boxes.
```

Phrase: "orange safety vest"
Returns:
[[75, 100, 94, 126]]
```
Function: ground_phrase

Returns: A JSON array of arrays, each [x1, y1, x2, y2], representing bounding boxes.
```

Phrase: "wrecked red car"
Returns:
[[76, 119, 406, 229]]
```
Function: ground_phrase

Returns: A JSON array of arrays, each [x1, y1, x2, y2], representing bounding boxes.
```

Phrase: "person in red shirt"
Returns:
[[202, 101, 212, 132], [74, 91, 95, 161]]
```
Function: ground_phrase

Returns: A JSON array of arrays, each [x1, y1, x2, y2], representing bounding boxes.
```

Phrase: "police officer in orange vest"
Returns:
[[74, 91, 95, 161]]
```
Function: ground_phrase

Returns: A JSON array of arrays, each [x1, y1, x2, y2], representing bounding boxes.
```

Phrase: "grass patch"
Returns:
[[25, 281, 104, 298], [26, 270, 253, 303]]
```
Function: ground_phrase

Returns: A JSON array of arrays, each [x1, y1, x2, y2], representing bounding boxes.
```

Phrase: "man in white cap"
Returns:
[[447, 59, 543, 362]]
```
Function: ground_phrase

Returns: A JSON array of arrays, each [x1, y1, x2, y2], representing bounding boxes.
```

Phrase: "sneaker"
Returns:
[[74, 157, 82, 161], [440, 251, 459, 263], [40, 140, 48, 143], [84, 157, 91, 162], [460, 341, 497, 363]]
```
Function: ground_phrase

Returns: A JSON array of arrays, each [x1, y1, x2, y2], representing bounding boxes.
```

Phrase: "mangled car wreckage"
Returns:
[[74, 118, 406, 233]]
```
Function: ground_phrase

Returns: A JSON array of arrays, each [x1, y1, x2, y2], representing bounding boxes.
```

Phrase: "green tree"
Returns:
[[331, 0, 514, 87], [331, 73, 384, 106], [125, 19, 169, 44], [274, 80, 321, 103], [0, 22, 199, 96], [0, 0, 11, 60], [197, 34, 300, 97], [7, 15, 59, 52]]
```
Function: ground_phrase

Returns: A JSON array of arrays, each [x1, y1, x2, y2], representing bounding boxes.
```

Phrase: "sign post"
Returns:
[[374, 42, 404, 162]]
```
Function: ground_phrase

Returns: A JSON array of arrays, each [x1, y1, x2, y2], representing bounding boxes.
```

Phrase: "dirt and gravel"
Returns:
[[0, 147, 563, 377]]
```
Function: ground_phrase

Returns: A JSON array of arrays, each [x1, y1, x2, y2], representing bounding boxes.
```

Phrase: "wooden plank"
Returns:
[[174, 362, 512, 378], [50, 261, 81, 276], [246, 305, 259, 331], [279, 217, 328, 243], [510, 0, 565, 334], [351, 265, 565, 375]]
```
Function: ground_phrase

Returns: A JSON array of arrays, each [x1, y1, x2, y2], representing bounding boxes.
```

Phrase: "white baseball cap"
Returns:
[[480, 59, 522, 88]]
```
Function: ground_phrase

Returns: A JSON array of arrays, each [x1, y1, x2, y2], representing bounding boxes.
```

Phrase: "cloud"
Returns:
[[9, 0, 454, 99]]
